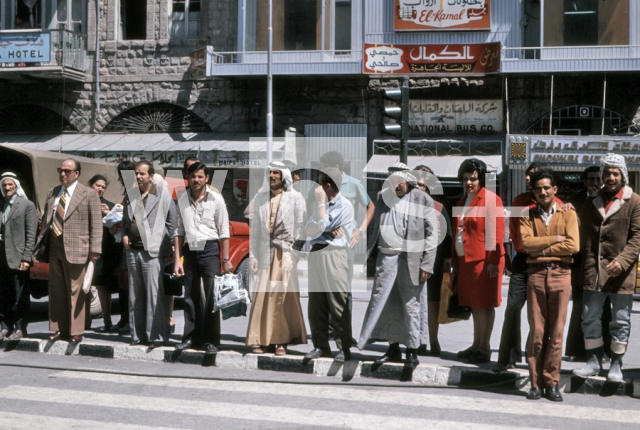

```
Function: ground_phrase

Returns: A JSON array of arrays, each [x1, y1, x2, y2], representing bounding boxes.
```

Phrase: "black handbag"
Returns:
[[164, 273, 184, 296], [447, 294, 472, 320]]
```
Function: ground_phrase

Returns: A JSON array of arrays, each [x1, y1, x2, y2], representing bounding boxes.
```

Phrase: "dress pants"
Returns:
[[497, 252, 528, 364], [0, 245, 30, 332], [127, 249, 168, 343], [182, 241, 221, 347], [526, 265, 571, 389], [308, 246, 352, 350], [48, 234, 87, 336]]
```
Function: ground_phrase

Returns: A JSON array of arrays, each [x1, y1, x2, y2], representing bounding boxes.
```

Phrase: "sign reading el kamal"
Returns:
[[0, 32, 51, 63], [394, 0, 490, 31], [363, 42, 500, 74]]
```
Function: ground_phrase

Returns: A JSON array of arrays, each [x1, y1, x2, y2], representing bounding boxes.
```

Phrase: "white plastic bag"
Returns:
[[103, 204, 123, 228]]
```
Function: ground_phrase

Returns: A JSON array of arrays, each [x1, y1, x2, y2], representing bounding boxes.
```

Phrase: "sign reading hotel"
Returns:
[[0, 32, 50, 63], [507, 135, 640, 167], [363, 42, 500, 74], [410, 99, 502, 135], [394, 0, 490, 31]]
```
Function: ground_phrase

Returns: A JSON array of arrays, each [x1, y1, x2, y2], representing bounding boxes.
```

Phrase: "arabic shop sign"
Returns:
[[394, 0, 490, 31], [363, 42, 500, 74], [506, 135, 640, 167], [410, 99, 502, 135], [0, 32, 50, 63]]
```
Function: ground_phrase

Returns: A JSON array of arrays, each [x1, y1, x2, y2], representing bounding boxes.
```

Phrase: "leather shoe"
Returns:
[[545, 385, 563, 402], [526, 387, 541, 400], [0, 329, 8, 340], [150, 340, 165, 348], [69, 335, 83, 343], [303, 347, 332, 362], [175, 339, 193, 351], [7, 330, 23, 341], [48, 331, 62, 341], [275, 345, 286, 356], [428, 342, 441, 357], [404, 349, 420, 369], [334, 348, 351, 363], [468, 350, 491, 364], [203, 343, 218, 355], [131, 339, 142, 346], [457, 346, 476, 359]]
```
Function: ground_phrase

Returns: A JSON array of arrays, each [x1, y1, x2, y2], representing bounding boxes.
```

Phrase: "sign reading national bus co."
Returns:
[[0, 32, 51, 63], [394, 0, 491, 31], [363, 42, 500, 74]]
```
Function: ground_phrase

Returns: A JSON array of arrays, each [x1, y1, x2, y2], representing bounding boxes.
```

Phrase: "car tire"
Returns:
[[236, 258, 251, 295]]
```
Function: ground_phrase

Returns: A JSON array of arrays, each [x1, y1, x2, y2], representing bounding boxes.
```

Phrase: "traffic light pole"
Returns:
[[400, 77, 409, 164]]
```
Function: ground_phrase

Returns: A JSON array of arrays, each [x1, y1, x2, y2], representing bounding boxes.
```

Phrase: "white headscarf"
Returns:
[[387, 162, 417, 187], [601, 153, 629, 185], [1, 172, 27, 199], [259, 161, 293, 193]]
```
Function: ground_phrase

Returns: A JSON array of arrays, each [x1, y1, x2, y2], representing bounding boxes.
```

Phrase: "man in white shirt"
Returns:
[[173, 161, 232, 354]]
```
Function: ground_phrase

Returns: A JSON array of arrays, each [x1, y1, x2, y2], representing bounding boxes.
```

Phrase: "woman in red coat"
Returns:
[[450, 158, 505, 363]]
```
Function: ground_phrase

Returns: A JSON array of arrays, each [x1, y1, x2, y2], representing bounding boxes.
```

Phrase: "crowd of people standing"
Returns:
[[0, 151, 637, 403]]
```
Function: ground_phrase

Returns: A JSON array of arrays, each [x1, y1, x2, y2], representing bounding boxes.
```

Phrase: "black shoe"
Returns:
[[545, 385, 563, 402], [468, 350, 491, 364], [203, 343, 218, 355], [404, 349, 420, 369], [376, 344, 403, 365], [130, 339, 142, 346], [417, 344, 428, 355], [150, 340, 165, 348], [303, 347, 331, 363], [428, 342, 441, 357], [457, 347, 476, 359], [526, 387, 542, 400], [334, 348, 351, 363], [175, 339, 193, 351], [493, 361, 516, 372]]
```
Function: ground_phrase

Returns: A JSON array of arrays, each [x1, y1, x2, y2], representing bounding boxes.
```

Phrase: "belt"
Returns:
[[530, 262, 570, 270]]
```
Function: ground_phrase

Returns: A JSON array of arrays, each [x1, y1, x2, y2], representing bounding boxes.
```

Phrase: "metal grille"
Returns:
[[103, 103, 211, 133], [373, 139, 502, 156], [0, 105, 75, 134], [526, 105, 630, 135]]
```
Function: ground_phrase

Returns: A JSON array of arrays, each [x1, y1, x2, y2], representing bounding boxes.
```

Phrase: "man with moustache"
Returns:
[[574, 154, 640, 383], [0, 173, 38, 340], [33, 159, 102, 344], [122, 161, 176, 347], [520, 171, 579, 401]]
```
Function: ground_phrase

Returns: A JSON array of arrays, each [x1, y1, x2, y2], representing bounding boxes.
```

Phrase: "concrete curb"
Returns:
[[2, 337, 637, 397]]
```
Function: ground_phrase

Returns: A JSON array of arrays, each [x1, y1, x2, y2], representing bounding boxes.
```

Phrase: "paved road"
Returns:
[[0, 352, 638, 429]]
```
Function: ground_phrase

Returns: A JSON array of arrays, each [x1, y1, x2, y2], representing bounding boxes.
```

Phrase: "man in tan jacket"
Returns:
[[520, 171, 579, 402]]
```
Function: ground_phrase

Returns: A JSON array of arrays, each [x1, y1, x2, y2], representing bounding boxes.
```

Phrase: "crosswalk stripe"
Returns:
[[0, 385, 546, 430], [0, 411, 174, 429], [53, 371, 640, 425]]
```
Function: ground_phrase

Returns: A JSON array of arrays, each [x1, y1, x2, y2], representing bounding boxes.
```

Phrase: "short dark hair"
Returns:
[[530, 171, 556, 188], [64, 158, 81, 173], [457, 158, 487, 188], [582, 165, 600, 180], [117, 160, 134, 179], [187, 161, 208, 177], [183, 156, 201, 172], [319, 151, 344, 170], [415, 165, 434, 175], [135, 160, 155, 175], [525, 161, 550, 175], [319, 167, 342, 192], [88, 174, 108, 187]]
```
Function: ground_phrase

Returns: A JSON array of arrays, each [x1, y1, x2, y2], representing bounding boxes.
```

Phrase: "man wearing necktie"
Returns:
[[34, 159, 102, 343]]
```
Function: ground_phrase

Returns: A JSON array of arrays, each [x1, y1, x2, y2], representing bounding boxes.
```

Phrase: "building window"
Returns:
[[242, 0, 352, 52], [103, 103, 212, 133], [120, 0, 146, 40], [170, 0, 200, 38], [0, 0, 84, 32], [543, 0, 629, 46]]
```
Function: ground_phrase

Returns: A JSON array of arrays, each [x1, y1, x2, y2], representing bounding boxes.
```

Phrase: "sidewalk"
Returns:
[[5, 276, 640, 398]]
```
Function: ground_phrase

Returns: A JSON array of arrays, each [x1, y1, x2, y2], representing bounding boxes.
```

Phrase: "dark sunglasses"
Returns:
[[57, 168, 77, 175]]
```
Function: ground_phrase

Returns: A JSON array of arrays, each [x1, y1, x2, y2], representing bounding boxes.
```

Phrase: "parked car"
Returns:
[[0, 144, 251, 315]]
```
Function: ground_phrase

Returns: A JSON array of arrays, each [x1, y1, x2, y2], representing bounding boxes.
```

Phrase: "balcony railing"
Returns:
[[502, 45, 640, 61], [0, 29, 86, 71], [211, 49, 362, 64]]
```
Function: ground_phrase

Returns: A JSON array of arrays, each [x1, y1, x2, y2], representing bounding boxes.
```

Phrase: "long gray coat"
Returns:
[[358, 187, 437, 349], [2, 195, 38, 270]]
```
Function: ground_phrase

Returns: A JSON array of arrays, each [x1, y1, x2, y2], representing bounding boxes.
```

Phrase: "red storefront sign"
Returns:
[[394, 0, 490, 31], [363, 42, 500, 75]]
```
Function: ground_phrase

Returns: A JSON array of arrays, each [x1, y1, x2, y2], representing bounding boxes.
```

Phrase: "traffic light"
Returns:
[[381, 78, 409, 162]]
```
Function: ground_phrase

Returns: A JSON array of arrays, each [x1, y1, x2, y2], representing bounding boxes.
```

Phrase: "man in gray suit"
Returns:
[[357, 162, 438, 369], [122, 161, 176, 347], [0, 173, 38, 340]]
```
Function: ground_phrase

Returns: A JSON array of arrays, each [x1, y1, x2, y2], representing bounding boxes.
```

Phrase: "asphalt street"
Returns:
[[0, 352, 638, 429]]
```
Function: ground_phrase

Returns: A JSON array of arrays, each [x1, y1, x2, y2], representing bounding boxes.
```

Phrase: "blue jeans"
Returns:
[[581, 290, 633, 348]]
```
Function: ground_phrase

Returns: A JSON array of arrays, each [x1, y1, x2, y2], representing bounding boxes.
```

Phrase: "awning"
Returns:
[[364, 154, 503, 178], [0, 133, 285, 169]]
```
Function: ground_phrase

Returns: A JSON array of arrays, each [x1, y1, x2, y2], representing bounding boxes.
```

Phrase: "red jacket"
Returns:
[[451, 187, 505, 264]]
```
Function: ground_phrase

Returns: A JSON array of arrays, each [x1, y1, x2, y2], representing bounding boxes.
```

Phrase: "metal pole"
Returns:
[[400, 77, 409, 164], [505, 77, 510, 135], [267, 0, 273, 163], [601, 75, 607, 135], [540, 0, 545, 48], [549, 75, 554, 135]]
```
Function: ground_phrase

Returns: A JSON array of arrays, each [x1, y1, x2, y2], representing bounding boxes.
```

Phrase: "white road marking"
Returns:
[[52, 371, 640, 425], [0, 411, 174, 429], [0, 385, 547, 430]]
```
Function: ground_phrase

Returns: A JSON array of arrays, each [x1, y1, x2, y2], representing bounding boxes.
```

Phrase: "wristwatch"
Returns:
[[222, 257, 230, 263]]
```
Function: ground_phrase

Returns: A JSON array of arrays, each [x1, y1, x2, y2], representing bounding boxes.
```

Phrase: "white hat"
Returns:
[[1, 172, 27, 199], [601, 153, 628, 185]]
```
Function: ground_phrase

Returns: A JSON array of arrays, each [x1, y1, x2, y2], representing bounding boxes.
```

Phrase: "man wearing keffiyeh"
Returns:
[[0, 172, 38, 340]]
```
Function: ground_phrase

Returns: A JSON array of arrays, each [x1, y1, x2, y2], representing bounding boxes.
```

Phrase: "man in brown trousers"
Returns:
[[520, 171, 579, 402], [34, 159, 102, 343]]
